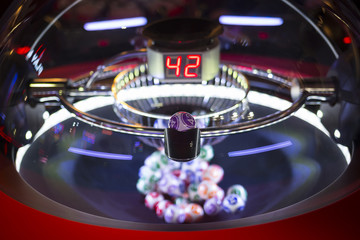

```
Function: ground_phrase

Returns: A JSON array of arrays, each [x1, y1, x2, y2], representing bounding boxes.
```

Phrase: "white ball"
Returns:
[[138, 165, 162, 183], [202, 164, 224, 184], [222, 194, 245, 213], [155, 199, 172, 218], [226, 184, 248, 202], [136, 178, 155, 195], [197, 180, 218, 200], [145, 192, 164, 210], [157, 173, 185, 197], [181, 158, 209, 173], [209, 186, 225, 200], [164, 205, 186, 223], [197, 145, 214, 162], [204, 197, 223, 216], [184, 203, 204, 223], [168, 111, 196, 132], [187, 183, 201, 202]]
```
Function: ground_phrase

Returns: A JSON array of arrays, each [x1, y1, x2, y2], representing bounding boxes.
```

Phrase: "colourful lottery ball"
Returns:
[[136, 177, 155, 195], [168, 111, 196, 132], [162, 159, 181, 173], [180, 169, 203, 185], [138, 165, 162, 184], [155, 200, 172, 218], [227, 184, 248, 202], [181, 158, 209, 173], [184, 203, 204, 223], [197, 180, 218, 200], [208, 185, 225, 200], [145, 192, 164, 210], [198, 145, 214, 162], [181, 159, 209, 184], [164, 205, 186, 223], [204, 197, 223, 216], [202, 164, 224, 184], [222, 194, 245, 214], [144, 151, 165, 170], [187, 183, 202, 202], [157, 174, 185, 197], [174, 197, 189, 208]]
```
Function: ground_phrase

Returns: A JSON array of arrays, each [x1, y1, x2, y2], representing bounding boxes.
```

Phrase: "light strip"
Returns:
[[219, 15, 283, 26], [68, 147, 133, 160], [29, 83, 64, 88], [228, 140, 293, 157], [84, 17, 147, 31]]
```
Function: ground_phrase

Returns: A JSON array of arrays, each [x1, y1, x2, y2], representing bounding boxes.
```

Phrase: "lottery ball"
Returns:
[[181, 160, 208, 172], [145, 192, 164, 210], [208, 185, 225, 200], [136, 178, 155, 195], [204, 197, 223, 216], [182, 158, 209, 173], [202, 164, 224, 184], [144, 154, 161, 171], [222, 194, 245, 213], [187, 183, 202, 202], [138, 165, 162, 184], [198, 145, 214, 162], [158, 174, 185, 197], [155, 200, 172, 218], [175, 197, 189, 208], [164, 205, 186, 223], [168, 111, 196, 132], [162, 159, 181, 173], [180, 169, 203, 185], [227, 184, 248, 202], [197, 180, 218, 200], [184, 203, 204, 223]]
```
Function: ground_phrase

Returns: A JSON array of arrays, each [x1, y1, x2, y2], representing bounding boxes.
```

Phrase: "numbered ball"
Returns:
[[145, 192, 164, 210], [187, 183, 202, 202], [198, 145, 214, 162], [208, 185, 225, 200], [202, 164, 224, 184], [155, 200, 172, 218], [180, 169, 203, 184], [182, 158, 209, 173], [184, 203, 204, 223], [222, 194, 245, 214], [144, 153, 161, 170], [227, 184, 248, 202], [158, 174, 185, 197], [138, 165, 162, 184], [136, 178, 155, 195], [168, 111, 196, 132], [204, 197, 223, 216], [164, 205, 186, 223], [174, 197, 189, 208], [197, 180, 218, 200]]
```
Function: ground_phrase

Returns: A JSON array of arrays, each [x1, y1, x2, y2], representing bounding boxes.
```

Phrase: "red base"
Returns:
[[1, 189, 360, 239]]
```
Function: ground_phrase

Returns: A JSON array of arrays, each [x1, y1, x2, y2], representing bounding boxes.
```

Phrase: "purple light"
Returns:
[[219, 15, 283, 26], [68, 147, 132, 160], [228, 140, 293, 157], [84, 17, 147, 31]]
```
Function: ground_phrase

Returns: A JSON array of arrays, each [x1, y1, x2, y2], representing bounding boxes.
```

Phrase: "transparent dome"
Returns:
[[0, 0, 360, 231]]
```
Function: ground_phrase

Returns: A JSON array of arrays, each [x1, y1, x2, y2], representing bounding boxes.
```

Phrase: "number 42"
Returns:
[[166, 55, 201, 78]]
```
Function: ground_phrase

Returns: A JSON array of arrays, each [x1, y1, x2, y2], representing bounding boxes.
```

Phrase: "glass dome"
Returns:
[[0, 0, 360, 231]]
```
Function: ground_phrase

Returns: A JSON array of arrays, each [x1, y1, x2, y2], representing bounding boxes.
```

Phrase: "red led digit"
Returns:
[[184, 55, 201, 78], [166, 56, 181, 77]]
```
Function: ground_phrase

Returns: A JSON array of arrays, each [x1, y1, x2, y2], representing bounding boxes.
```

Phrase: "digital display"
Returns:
[[164, 54, 202, 79]]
